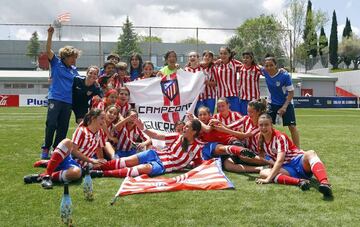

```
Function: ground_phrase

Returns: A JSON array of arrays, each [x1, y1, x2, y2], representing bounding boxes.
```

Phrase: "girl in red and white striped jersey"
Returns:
[[255, 114, 333, 197], [184, 51, 201, 72], [101, 105, 119, 160], [214, 46, 242, 112], [117, 87, 132, 118], [184, 51, 216, 116], [25, 109, 107, 189], [94, 89, 120, 111], [114, 109, 152, 158], [197, 50, 217, 115], [90, 119, 206, 178], [213, 97, 242, 126], [238, 51, 262, 115], [213, 99, 272, 173]]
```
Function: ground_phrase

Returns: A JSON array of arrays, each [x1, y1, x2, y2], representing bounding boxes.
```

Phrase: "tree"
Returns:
[[283, 0, 328, 70], [26, 31, 40, 69], [138, 35, 162, 43], [318, 26, 328, 67], [342, 18, 353, 68], [342, 17, 353, 38], [177, 37, 206, 44], [116, 16, 141, 60], [228, 15, 286, 65], [329, 10, 339, 69], [302, 0, 318, 70], [339, 35, 360, 70]]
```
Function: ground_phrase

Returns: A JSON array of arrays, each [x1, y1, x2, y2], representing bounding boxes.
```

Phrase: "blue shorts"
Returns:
[[195, 98, 216, 116], [268, 103, 296, 126], [136, 150, 165, 176], [56, 155, 81, 172], [282, 154, 312, 179], [202, 142, 219, 160], [239, 99, 249, 115], [115, 149, 136, 158], [226, 96, 241, 113]]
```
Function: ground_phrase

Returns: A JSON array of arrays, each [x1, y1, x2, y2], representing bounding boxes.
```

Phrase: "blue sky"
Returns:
[[312, 0, 360, 39]]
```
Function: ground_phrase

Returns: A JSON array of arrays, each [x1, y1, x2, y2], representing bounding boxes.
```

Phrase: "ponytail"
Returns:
[[83, 108, 103, 126]]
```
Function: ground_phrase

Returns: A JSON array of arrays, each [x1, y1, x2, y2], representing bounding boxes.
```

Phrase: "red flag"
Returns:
[[57, 13, 71, 23], [113, 159, 234, 199]]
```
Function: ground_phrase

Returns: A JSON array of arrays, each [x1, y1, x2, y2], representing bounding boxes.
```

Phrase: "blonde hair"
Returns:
[[59, 46, 81, 59]]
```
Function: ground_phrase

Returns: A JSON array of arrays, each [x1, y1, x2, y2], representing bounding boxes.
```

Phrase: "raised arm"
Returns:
[[46, 25, 55, 61], [134, 119, 166, 140]]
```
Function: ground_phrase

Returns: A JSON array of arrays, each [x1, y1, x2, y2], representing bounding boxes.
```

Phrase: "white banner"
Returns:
[[19, 94, 48, 107], [126, 70, 205, 133]]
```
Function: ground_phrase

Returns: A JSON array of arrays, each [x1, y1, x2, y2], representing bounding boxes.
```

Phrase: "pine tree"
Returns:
[[341, 18, 354, 68], [319, 27, 328, 67], [116, 16, 141, 61], [26, 31, 40, 68], [329, 10, 338, 69], [303, 0, 317, 70], [342, 18, 353, 38]]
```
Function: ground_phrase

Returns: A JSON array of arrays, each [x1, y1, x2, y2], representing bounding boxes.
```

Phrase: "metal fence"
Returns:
[[0, 23, 295, 70]]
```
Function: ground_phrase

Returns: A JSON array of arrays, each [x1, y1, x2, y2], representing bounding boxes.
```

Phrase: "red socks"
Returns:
[[226, 146, 245, 156], [103, 167, 139, 178], [44, 150, 65, 176], [311, 161, 329, 184], [98, 158, 126, 170], [273, 174, 300, 185]]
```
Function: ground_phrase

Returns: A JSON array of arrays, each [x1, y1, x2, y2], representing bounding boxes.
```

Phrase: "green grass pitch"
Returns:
[[0, 107, 359, 226]]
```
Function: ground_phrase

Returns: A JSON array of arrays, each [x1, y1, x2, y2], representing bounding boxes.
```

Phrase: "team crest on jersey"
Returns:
[[160, 79, 179, 102], [276, 81, 281, 87]]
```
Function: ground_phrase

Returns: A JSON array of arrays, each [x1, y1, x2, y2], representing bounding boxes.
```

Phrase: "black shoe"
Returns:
[[319, 183, 333, 197], [90, 170, 104, 178], [24, 174, 42, 184], [240, 148, 256, 158], [298, 179, 311, 191], [41, 175, 53, 189]]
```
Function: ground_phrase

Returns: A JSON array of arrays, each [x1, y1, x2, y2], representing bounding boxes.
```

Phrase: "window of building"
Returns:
[[12, 84, 27, 89], [4, 84, 12, 89], [27, 84, 34, 88], [42, 84, 49, 89]]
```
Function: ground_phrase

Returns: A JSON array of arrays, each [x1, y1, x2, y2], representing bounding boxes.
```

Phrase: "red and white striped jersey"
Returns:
[[113, 76, 131, 89], [156, 134, 205, 172], [116, 126, 149, 151], [239, 65, 261, 100], [229, 116, 260, 153], [214, 59, 242, 98], [200, 65, 217, 100], [118, 102, 132, 117], [184, 65, 201, 73], [213, 111, 242, 126], [257, 129, 303, 164], [72, 126, 106, 167]]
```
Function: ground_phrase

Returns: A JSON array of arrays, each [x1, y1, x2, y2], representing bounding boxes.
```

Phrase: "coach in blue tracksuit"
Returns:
[[261, 54, 300, 149], [40, 25, 80, 159]]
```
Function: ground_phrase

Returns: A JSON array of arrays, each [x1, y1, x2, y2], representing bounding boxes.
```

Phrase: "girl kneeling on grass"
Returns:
[[24, 109, 107, 189], [255, 114, 333, 198]]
